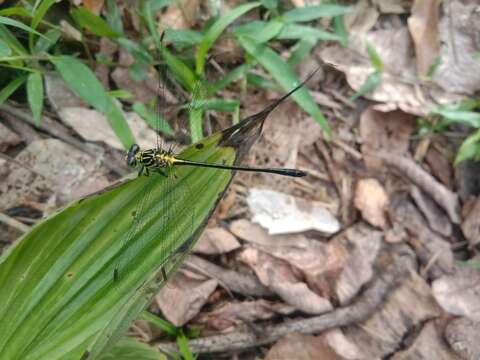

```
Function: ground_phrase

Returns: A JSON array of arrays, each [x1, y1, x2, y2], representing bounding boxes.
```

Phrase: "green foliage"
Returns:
[[26, 72, 43, 125], [349, 42, 383, 101]]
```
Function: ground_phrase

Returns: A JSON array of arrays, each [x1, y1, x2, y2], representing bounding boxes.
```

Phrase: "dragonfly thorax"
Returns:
[[126, 144, 176, 172]]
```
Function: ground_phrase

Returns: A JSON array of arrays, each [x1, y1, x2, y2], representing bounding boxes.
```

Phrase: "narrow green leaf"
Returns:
[[31, 0, 57, 29], [189, 107, 203, 143], [0, 24, 28, 56], [349, 70, 382, 101], [366, 41, 383, 71], [261, 0, 278, 10], [116, 38, 154, 64], [455, 130, 480, 164], [106, 0, 124, 34], [0, 16, 48, 40], [132, 102, 175, 136], [196, 2, 260, 74], [186, 98, 240, 112], [233, 19, 284, 43], [238, 36, 331, 135], [333, 15, 349, 47], [283, 4, 351, 23], [27, 72, 44, 126], [108, 89, 134, 99], [71, 6, 120, 38], [164, 28, 203, 46], [141, 312, 179, 336], [287, 37, 317, 66], [246, 73, 281, 91], [0, 75, 27, 106], [0, 7, 30, 17], [161, 46, 197, 92], [277, 23, 343, 42], [435, 109, 480, 128], [34, 29, 61, 54], [211, 63, 250, 92], [53, 55, 135, 149], [0, 38, 12, 56], [177, 335, 195, 360]]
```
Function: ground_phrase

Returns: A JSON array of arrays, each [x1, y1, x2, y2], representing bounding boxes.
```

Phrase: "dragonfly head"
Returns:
[[126, 143, 140, 167]]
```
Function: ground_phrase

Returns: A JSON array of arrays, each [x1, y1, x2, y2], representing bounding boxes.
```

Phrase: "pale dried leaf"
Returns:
[[344, 0, 379, 34], [445, 317, 480, 360], [247, 188, 340, 235], [155, 271, 218, 326], [193, 227, 240, 255], [325, 329, 365, 360], [461, 198, 480, 247], [354, 178, 388, 229], [432, 267, 480, 321], [0, 122, 22, 151]]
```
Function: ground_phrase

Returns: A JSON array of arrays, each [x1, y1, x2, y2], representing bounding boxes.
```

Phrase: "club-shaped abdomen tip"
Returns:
[[293, 169, 308, 177]]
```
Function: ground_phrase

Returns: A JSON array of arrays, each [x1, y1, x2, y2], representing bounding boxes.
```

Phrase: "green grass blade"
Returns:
[[277, 23, 344, 42], [71, 6, 120, 38], [0, 16, 48, 40], [195, 2, 260, 75], [0, 24, 28, 56], [0, 37, 12, 56], [52, 55, 135, 149], [233, 19, 284, 43], [132, 102, 175, 136], [26, 72, 44, 126], [0, 75, 27, 106], [237, 36, 331, 136], [98, 337, 167, 360], [349, 70, 382, 101]]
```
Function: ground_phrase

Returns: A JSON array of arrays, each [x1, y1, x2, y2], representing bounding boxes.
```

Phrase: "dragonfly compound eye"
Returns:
[[127, 144, 140, 167]]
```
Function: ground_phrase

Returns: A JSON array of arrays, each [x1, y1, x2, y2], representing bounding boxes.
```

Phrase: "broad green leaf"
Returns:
[[99, 337, 167, 360], [455, 130, 480, 164], [349, 70, 382, 101], [27, 72, 44, 126], [238, 36, 331, 135], [0, 16, 48, 40], [0, 75, 27, 106], [277, 23, 343, 42], [261, 0, 278, 10], [132, 102, 175, 136], [106, 0, 124, 34], [435, 109, 480, 128], [0, 97, 280, 358], [233, 19, 284, 43], [196, 2, 260, 74], [283, 4, 351, 23], [53, 55, 135, 149], [0, 38, 11, 56], [71, 6, 120, 38]]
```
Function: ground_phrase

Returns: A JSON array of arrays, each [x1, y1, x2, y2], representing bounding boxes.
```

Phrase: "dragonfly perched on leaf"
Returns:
[[113, 51, 316, 283]]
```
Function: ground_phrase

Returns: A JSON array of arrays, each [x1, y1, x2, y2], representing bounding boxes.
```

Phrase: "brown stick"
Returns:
[[157, 260, 408, 355]]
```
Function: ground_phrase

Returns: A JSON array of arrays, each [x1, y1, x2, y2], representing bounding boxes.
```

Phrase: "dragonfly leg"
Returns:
[[138, 166, 145, 176]]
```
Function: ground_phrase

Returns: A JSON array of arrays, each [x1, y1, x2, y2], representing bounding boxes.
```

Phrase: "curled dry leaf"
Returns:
[[391, 320, 460, 360], [263, 332, 342, 360], [230, 219, 348, 297], [246, 188, 340, 235], [58, 107, 158, 151], [432, 267, 480, 322], [238, 247, 333, 314], [193, 227, 240, 255], [407, 0, 441, 76], [354, 178, 388, 229], [336, 224, 383, 305], [445, 317, 480, 360], [325, 329, 364, 360], [155, 270, 218, 327], [195, 299, 295, 332]]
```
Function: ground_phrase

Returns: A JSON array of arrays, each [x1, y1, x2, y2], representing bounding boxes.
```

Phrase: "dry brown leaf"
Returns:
[[238, 247, 333, 314], [80, 0, 104, 15], [432, 267, 480, 321], [372, 0, 409, 14], [336, 225, 383, 305], [195, 299, 295, 332], [246, 188, 340, 235], [461, 198, 480, 248], [155, 270, 218, 326], [425, 145, 454, 189], [354, 178, 388, 229], [344, 0, 379, 34], [0, 139, 108, 211], [343, 271, 442, 358], [0, 122, 22, 151], [263, 332, 342, 360], [445, 317, 480, 360], [407, 0, 441, 76], [392, 321, 460, 360], [324, 329, 364, 360], [193, 227, 240, 255], [359, 106, 415, 170]]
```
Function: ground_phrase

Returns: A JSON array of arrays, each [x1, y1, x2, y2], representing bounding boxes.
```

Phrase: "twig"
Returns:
[[157, 261, 408, 355], [0, 212, 30, 233]]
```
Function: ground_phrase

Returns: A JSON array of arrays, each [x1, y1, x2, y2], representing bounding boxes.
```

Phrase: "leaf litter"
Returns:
[[2, 0, 480, 359]]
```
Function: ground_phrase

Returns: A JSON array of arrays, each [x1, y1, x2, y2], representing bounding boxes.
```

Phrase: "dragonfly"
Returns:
[[113, 49, 314, 284]]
